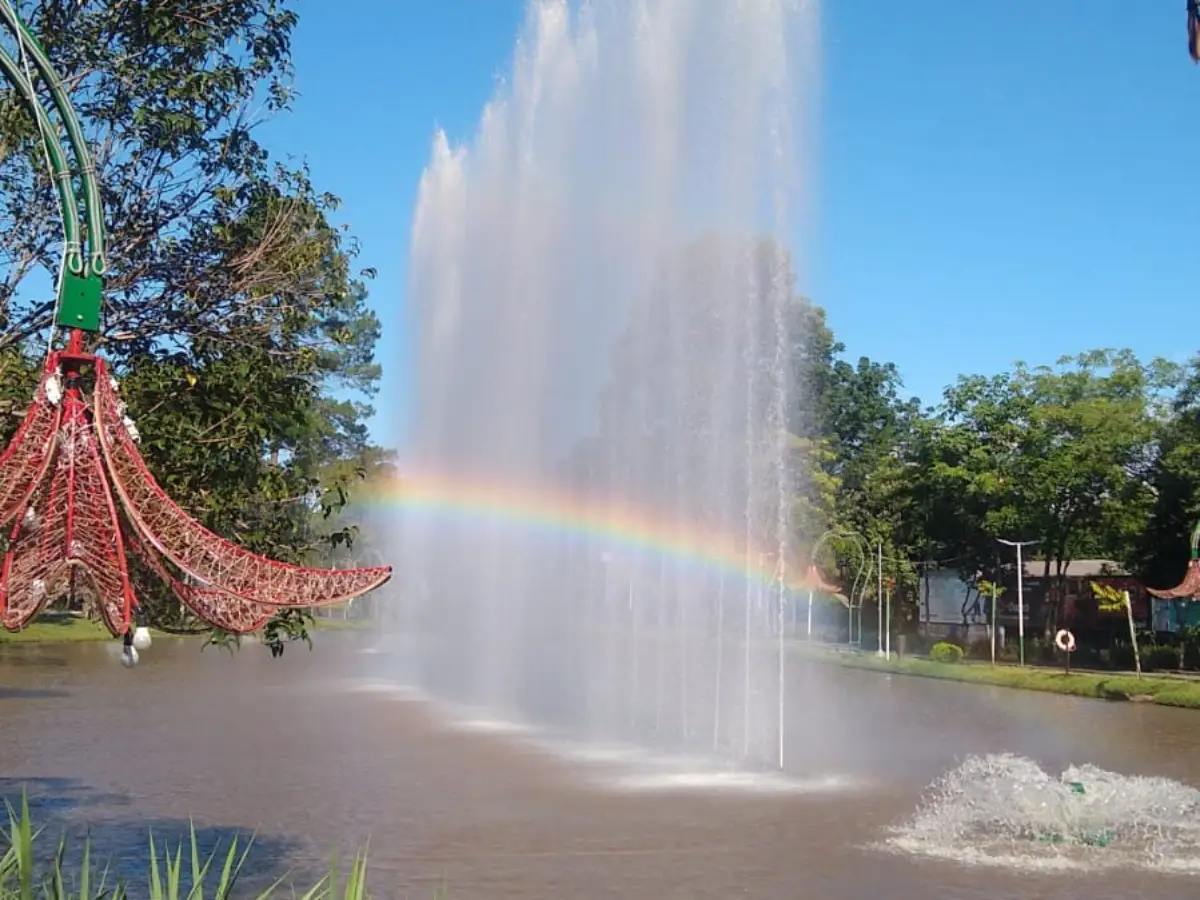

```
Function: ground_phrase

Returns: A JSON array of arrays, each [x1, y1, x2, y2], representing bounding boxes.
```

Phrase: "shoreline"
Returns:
[[798, 645, 1200, 710], [11, 620, 1199, 711], [0, 615, 371, 645]]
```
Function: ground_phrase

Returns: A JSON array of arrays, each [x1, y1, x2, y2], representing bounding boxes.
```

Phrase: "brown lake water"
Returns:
[[1, 633, 1198, 898]]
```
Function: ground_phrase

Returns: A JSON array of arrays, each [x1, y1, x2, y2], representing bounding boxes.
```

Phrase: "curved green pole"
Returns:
[[0, 0, 104, 334], [0, 0, 104, 277], [0, 44, 81, 273]]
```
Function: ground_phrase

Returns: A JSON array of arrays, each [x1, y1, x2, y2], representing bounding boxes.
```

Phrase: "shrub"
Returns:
[[966, 639, 993, 660], [1142, 644, 1178, 673], [929, 641, 964, 664]]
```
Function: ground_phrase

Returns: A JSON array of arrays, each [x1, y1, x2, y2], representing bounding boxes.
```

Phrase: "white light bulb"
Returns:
[[132, 626, 152, 651], [120, 645, 139, 668]]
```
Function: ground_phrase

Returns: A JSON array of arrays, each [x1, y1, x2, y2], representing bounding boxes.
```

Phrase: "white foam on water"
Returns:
[[348, 680, 433, 704], [444, 717, 539, 736], [519, 734, 858, 796], [602, 769, 853, 796], [529, 738, 648, 765], [347, 679, 856, 796], [884, 753, 1200, 875]]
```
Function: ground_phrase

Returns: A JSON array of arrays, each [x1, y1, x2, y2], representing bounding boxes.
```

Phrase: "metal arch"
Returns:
[[0, 0, 106, 334]]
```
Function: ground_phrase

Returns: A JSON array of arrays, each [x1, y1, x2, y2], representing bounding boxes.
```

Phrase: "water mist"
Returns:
[[393, 0, 820, 774]]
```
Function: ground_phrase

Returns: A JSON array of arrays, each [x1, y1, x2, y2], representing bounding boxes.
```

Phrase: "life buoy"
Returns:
[[1054, 629, 1076, 653]]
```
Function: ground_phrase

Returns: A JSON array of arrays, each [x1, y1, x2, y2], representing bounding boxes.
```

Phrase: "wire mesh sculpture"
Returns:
[[1146, 519, 1200, 601], [0, 2, 391, 658]]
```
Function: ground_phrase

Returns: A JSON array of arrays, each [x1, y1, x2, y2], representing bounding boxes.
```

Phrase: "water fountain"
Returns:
[[387, 0, 822, 781], [887, 754, 1200, 873]]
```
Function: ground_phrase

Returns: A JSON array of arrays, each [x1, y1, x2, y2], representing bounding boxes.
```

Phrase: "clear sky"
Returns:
[[259, 1, 1200, 446]]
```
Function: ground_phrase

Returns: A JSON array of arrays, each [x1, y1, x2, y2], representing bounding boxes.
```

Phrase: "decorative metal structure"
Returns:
[[1146, 519, 1200, 600], [1190, 0, 1200, 63], [0, 2, 391, 657]]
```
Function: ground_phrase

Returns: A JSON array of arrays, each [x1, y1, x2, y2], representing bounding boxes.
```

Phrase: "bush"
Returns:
[[966, 639, 994, 660], [1141, 644, 1179, 673], [929, 641, 964, 664]]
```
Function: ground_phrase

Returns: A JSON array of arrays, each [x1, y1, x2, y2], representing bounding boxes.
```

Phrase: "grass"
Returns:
[[0, 613, 374, 645], [800, 645, 1200, 710], [0, 617, 160, 645], [0, 792, 375, 899], [307, 617, 372, 632]]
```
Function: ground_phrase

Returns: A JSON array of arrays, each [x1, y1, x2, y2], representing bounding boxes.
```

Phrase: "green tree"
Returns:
[[930, 350, 1177, 633], [1130, 359, 1200, 592], [815, 354, 924, 600]]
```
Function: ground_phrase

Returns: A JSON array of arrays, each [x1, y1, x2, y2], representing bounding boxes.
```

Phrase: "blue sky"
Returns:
[[260, 1, 1200, 446]]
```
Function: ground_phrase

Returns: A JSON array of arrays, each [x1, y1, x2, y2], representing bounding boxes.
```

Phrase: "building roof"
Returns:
[[1021, 559, 1129, 579]]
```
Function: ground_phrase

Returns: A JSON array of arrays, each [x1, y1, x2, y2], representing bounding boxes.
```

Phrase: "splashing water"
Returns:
[[393, 0, 822, 772], [886, 754, 1200, 873]]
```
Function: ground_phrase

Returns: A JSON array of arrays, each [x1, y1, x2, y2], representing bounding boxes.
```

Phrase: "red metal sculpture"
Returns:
[[1146, 520, 1200, 601], [0, 334, 392, 645], [0, 5, 390, 656]]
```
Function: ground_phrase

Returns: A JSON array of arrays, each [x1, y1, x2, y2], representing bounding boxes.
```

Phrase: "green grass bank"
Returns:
[[800, 646, 1200, 710], [0, 616, 133, 644], [0, 614, 370, 645]]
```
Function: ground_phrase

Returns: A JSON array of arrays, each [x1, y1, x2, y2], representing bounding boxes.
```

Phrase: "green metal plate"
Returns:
[[56, 271, 102, 332]]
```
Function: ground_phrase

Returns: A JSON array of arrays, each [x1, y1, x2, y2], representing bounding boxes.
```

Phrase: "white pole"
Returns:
[[680, 563, 689, 741], [997, 538, 1037, 667], [876, 543, 884, 656], [743, 558, 753, 758], [1125, 589, 1142, 678], [990, 582, 997, 666], [777, 558, 786, 770], [806, 588, 813, 640], [1016, 543, 1025, 667], [713, 569, 725, 750], [657, 553, 666, 732], [885, 585, 891, 660], [629, 579, 638, 727]]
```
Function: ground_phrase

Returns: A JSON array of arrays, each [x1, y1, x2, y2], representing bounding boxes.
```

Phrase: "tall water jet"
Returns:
[[395, 0, 820, 772]]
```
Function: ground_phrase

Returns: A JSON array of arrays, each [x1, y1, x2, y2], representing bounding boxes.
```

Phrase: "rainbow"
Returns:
[[365, 472, 843, 597]]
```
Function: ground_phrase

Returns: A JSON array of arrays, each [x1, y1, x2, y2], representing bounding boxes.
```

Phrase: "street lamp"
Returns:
[[997, 538, 1038, 666], [809, 528, 867, 645]]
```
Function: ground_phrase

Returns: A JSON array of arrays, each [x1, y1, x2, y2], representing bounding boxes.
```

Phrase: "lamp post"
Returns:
[[809, 528, 867, 646], [884, 577, 894, 660], [997, 538, 1037, 666], [876, 543, 884, 657]]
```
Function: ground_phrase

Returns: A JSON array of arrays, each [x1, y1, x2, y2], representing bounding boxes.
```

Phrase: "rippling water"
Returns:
[[1, 634, 1199, 898]]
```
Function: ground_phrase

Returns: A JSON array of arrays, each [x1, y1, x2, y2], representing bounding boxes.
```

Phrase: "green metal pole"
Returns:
[[0, 1, 105, 276], [0, 45, 80, 272], [0, 0, 105, 334]]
